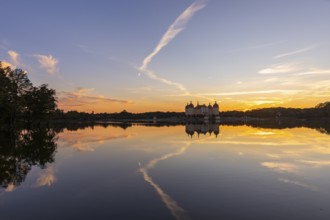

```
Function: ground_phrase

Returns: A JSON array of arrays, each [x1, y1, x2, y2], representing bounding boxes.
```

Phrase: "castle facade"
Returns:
[[185, 101, 220, 117]]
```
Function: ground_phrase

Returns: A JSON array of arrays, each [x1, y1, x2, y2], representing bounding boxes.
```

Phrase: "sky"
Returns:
[[1, 0, 330, 113]]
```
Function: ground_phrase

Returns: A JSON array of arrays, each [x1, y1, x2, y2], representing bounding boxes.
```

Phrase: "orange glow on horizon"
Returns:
[[57, 97, 327, 113]]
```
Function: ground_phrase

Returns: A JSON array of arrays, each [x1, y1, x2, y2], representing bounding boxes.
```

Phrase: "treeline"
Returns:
[[55, 104, 330, 122], [53, 109, 185, 121], [221, 103, 330, 118], [0, 62, 57, 130]]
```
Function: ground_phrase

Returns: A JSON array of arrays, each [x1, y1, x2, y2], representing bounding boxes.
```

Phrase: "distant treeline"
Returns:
[[53, 109, 186, 121], [221, 103, 330, 118], [53, 103, 330, 122]]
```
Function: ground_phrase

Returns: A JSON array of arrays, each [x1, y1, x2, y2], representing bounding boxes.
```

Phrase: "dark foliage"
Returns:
[[0, 62, 57, 130]]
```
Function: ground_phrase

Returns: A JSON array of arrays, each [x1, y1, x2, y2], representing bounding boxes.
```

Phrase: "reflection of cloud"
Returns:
[[266, 154, 281, 159], [298, 160, 330, 167], [5, 183, 16, 192], [274, 46, 315, 59], [36, 166, 56, 187], [59, 127, 130, 152], [261, 162, 298, 173], [144, 145, 189, 170], [34, 54, 58, 74], [278, 178, 317, 191], [139, 0, 206, 93], [254, 131, 276, 136], [139, 143, 190, 220]]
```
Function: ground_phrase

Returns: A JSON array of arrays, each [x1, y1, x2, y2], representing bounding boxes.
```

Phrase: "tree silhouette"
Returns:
[[0, 61, 57, 129]]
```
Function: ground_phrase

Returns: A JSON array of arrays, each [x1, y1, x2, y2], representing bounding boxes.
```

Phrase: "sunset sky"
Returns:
[[1, 0, 330, 113]]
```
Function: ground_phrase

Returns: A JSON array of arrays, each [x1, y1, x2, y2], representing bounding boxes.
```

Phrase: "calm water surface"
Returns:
[[1, 123, 330, 220]]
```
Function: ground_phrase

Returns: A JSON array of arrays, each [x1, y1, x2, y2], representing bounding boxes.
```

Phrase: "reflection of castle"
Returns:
[[185, 123, 220, 138]]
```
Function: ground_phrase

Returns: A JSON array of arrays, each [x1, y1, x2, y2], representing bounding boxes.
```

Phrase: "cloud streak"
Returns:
[[8, 50, 19, 65], [274, 46, 315, 59], [294, 69, 330, 76], [0, 61, 14, 68], [59, 87, 132, 108], [139, 0, 206, 93], [199, 90, 301, 96], [34, 54, 58, 74], [259, 64, 295, 74]]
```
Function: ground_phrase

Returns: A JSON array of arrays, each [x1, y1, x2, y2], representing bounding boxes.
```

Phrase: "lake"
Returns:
[[1, 122, 330, 220]]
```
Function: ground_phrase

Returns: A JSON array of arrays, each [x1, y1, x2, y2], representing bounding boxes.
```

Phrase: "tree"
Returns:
[[0, 61, 57, 129], [23, 84, 57, 124], [0, 64, 33, 129]]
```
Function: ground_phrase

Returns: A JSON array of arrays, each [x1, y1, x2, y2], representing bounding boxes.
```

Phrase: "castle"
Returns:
[[185, 101, 220, 119]]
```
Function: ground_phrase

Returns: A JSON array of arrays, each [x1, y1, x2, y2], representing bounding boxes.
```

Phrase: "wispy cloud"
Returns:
[[142, 68, 187, 92], [140, 0, 206, 70], [294, 69, 330, 76], [264, 78, 279, 82], [0, 60, 14, 68], [274, 46, 315, 59], [259, 64, 296, 74], [8, 50, 19, 65], [34, 54, 58, 74], [139, 0, 207, 93], [213, 41, 284, 54], [199, 90, 301, 96], [58, 87, 132, 108]]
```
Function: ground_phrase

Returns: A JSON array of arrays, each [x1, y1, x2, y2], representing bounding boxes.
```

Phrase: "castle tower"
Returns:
[[213, 101, 219, 115]]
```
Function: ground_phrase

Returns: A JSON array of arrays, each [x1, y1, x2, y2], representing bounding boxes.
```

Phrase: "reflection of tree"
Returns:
[[0, 127, 58, 189]]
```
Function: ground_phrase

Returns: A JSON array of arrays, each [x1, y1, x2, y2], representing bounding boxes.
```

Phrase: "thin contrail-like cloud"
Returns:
[[139, 0, 207, 93], [139, 143, 191, 220], [274, 46, 315, 59]]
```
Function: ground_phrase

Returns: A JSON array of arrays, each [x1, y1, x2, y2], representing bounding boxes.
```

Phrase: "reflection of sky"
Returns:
[[1, 125, 330, 219], [58, 126, 132, 152], [139, 143, 191, 220], [187, 125, 330, 194]]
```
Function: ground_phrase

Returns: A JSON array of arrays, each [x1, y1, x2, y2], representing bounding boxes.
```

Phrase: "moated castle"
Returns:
[[185, 101, 220, 121]]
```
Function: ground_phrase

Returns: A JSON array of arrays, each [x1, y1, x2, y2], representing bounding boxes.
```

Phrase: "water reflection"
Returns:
[[1, 121, 330, 219], [185, 123, 220, 138], [0, 127, 57, 191], [139, 143, 191, 220]]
